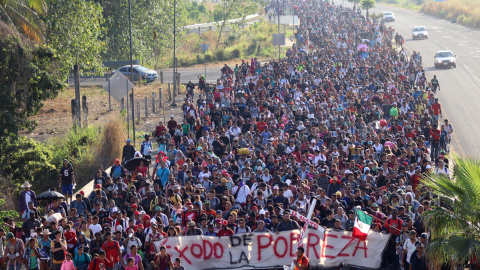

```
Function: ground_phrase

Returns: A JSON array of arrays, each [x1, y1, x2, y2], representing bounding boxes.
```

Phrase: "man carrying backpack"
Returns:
[[71, 194, 88, 217]]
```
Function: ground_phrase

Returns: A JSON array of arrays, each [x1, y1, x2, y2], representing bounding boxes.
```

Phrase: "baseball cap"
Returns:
[[95, 184, 101, 189], [6, 232, 14, 239], [126, 139, 131, 143], [134, 211, 140, 215], [130, 204, 138, 209]]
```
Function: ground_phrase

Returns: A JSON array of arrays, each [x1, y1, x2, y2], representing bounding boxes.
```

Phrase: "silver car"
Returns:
[[112, 65, 158, 82], [383, 12, 395, 22], [434, 50, 456, 68], [412, 26, 428, 40]]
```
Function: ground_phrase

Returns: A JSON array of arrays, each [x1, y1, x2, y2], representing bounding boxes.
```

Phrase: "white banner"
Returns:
[[153, 228, 389, 269]]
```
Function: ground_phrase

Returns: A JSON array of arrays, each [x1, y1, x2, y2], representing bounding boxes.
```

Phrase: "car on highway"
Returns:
[[412, 26, 428, 39], [383, 12, 395, 22], [434, 50, 456, 68], [112, 65, 158, 82]]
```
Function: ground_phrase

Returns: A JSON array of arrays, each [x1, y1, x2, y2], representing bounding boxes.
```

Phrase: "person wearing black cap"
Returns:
[[73, 244, 91, 270]]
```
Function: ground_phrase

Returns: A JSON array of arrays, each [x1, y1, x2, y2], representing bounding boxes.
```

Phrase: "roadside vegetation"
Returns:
[[422, 0, 480, 28], [163, 20, 277, 69], [375, 0, 480, 28]]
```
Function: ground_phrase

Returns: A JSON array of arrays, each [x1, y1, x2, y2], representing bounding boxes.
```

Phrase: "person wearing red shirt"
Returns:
[[102, 232, 121, 270], [411, 168, 422, 191], [88, 251, 110, 270], [386, 208, 403, 236], [431, 98, 442, 123], [181, 203, 199, 227], [257, 120, 268, 133], [64, 225, 77, 252], [217, 220, 234, 237], [429, 124, 441, 160]]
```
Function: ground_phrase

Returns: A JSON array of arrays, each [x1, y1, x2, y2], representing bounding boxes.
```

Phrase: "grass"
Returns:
[[45, 117, 125, 188], [157, 19, 277, 69], [422, 0, 480, 28]]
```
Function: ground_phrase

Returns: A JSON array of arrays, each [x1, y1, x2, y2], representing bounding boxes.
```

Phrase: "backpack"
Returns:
[[71, 201, 87, 215], [234, 226, 251, 234], [89, 258, 98, 270]]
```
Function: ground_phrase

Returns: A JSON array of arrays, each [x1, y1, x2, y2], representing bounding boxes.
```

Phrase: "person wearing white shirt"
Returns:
[[198, 167, 211, 180], [231, 180, 251, 204], [282, 181, 294, 204], [228, 122, 241, 138]]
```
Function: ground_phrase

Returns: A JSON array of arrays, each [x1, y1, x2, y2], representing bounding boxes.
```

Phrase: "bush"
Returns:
[[215, 49, 227, 61], [0, 135, 57, 193], [230, 48, 242, 58], [205, 52, 214, 62]]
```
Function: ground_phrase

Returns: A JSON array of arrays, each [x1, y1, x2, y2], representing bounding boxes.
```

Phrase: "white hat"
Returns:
[[285, 179, 292, 185], [139, 210, 146, 215], [21, 181, 32, 188], [259, 209, 266, 215], [170, 115, 174, 118]]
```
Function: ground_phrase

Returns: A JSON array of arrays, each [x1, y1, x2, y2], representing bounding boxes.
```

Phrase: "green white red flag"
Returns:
[[353, 207, 373, 240]]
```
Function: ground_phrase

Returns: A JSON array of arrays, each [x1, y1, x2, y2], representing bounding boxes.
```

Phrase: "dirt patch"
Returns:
[[22, 81, 189, 147]]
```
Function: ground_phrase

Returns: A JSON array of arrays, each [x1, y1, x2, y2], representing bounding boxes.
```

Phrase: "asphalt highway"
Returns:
[[346, 3, 480, 159]]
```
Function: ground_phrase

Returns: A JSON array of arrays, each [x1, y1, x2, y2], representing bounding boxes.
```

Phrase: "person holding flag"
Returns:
[[352, 207, 373, 240]]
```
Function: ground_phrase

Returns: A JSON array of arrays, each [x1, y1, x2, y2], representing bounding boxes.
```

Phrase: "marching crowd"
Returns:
[[0, 0, 453, 270]]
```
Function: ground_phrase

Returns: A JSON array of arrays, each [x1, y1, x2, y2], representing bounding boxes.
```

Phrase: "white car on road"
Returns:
[[412, 26, 428, 39], [434, 50, 456, 68], [383, 12, 395, 22]]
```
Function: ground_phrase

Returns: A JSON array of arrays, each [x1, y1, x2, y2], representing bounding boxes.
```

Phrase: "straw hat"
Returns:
[[22, 181, 32, 188]]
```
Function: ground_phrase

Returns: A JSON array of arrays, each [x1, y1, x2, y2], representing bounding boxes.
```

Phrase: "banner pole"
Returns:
[[288, 198, 317, 270]]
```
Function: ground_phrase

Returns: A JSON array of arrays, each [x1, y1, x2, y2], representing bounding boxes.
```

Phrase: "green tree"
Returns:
[[215, 0, 253, 49], [361, 0, 375, 20], [422, 158, 480, 267], [0, 0, 46, 42], [101, 0, 186, 67], [0, 21, 63, 138], [43, 0, 105, 79]]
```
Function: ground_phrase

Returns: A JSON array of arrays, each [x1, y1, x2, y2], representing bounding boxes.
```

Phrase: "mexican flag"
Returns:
[[352, 208, 373, 240]]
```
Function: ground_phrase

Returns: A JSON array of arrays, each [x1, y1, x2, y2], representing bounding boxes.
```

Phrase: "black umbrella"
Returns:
[[36, 190, 65, 201], [125, 157, 149, 171]]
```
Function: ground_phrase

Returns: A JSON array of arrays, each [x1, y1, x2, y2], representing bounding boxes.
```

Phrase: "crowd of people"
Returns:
[[1, 0, 453, 270]]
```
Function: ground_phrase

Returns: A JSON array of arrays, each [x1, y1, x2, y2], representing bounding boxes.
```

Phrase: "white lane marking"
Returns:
[[475, 76, 480, 82], [445, 47, 450, 51], [464, 65, 470, 70]]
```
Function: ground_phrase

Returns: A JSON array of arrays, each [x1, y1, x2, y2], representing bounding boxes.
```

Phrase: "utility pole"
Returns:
[[277, 0, 280, 59], [171, 0, 178, 107], [128, 0, 135, 145]]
